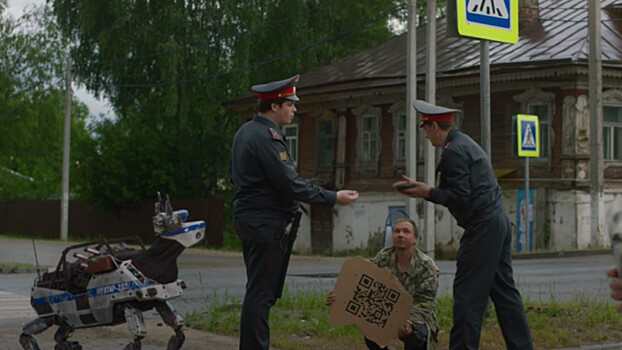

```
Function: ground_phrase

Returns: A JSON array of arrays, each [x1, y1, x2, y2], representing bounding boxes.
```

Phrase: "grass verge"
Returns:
[[186, 289, 622, 350]]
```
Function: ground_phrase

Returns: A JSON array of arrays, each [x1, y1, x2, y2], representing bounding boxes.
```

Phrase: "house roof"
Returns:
[[297, 0, 622, 92]]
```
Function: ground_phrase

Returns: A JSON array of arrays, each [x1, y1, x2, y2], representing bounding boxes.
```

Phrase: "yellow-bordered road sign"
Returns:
[[516, 114, 539, 157], [457, 0, 518, 44]]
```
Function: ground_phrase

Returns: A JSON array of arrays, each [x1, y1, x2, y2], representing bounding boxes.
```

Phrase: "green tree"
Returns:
[[50, 0, 410, 208], [0, 5, 90, 200]]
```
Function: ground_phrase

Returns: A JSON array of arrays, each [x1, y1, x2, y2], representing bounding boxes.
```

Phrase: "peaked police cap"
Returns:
[[413, 100, 461, 127], [251, 74, 300, 102]]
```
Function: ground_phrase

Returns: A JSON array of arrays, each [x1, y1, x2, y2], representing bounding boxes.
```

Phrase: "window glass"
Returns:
[[604, 106, 622, 161], [396, 114, 406, 160], [361, 115, 379, 161], [317, 120, 334, 168], [283, 124, 298, 166], [528, 104, 550, 158]]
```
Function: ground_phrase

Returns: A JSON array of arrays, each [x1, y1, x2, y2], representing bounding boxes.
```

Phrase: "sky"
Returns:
[[6, 0, 115, 121]]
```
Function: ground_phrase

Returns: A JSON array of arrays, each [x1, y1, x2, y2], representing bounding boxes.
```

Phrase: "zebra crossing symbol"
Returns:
[[516, 114, 540, 157], [457, 0, 518, 43], [521, 123, 536, 150], [468, 0, 510, 26]]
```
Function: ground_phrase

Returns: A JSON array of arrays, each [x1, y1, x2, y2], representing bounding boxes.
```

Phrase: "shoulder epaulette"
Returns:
[[268, 127, 282, 140]]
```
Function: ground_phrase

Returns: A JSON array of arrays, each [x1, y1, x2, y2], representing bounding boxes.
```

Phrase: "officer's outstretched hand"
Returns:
[[607, 266, 622, 312], [393, 175, 430, 199], [336, 190, 358, 205]]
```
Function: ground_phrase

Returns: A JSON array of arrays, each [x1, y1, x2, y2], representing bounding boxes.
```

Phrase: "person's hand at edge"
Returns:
[[607, 266, 622, 312], [336, 190, 358, 205], [326, 290, 337, 306], [397, 322, 413, 338], [392, 175, 430, 199]]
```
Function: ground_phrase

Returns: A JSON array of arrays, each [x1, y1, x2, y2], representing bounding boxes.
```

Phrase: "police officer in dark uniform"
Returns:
[[229, 74, 359, 350], [393, 100, 533, 350]]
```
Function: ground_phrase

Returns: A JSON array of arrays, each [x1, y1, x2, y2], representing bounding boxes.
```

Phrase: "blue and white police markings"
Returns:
[[466, 0, 511, 29]]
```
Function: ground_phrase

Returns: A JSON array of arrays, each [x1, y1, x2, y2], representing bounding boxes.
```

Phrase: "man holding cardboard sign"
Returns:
[[327, 219, 439, 349]]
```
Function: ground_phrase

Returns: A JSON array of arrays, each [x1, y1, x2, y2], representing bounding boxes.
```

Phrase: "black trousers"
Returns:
[[450, 213, 533, 350], [235, 217, 291, 350], [364, 323, 427, 350]]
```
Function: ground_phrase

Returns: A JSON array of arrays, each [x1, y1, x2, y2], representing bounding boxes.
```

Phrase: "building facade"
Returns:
[[226, 0, 622, 255]]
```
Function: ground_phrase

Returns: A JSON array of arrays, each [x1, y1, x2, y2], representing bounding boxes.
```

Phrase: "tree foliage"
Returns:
[[48, 0, 404, 208], [0, 5, 90, 200]]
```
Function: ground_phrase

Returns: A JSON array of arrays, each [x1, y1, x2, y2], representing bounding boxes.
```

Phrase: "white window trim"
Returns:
[[316, 118, 335, 172], [282, 124, 299, 168], [513, 88, 556, 168], [354, 105, 383, 173], [390, 102, 407, 168], [603, 89, 622, 163]]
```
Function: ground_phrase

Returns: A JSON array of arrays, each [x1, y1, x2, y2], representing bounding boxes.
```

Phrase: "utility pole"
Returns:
[[588, 0, 605, 245], [60, 55, 72, 241], [423, 0, 436, 258], [406, 0, 419, 227], [480, 40, 491, 156]]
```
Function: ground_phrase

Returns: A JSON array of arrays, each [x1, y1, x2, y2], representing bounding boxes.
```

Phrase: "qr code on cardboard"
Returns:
[[345, 274, 401, 328]]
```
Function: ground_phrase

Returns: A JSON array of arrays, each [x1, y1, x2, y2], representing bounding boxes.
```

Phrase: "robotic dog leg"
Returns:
[[19, 317, 54, 350], [123, 305, 146, 350], [156, 301, 185, 350], [53, 319, 82, 350]]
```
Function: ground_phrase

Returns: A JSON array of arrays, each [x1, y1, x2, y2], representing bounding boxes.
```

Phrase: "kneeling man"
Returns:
[[327, 219, 439, 350]]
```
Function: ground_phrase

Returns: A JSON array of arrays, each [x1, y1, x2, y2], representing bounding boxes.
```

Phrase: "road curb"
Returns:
[[556, 342, 622, 350], [513, 249, 611, 260]]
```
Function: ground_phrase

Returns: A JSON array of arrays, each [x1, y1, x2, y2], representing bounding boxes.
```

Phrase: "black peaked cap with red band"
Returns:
[[413, 100, 461, 127], [251, 74, 300, 102]]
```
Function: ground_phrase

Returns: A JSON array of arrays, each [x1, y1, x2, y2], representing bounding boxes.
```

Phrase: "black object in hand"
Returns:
[[395, 183, 415, 190]]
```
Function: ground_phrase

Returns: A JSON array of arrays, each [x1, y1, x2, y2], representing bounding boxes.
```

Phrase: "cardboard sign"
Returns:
[[329, 256, 413, 347]]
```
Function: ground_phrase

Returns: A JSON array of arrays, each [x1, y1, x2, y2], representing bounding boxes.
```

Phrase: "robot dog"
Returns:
[[20, 194, 206, 350]]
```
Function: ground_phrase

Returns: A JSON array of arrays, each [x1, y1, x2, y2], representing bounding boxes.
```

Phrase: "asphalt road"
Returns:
[[0, 237, 620, 349]]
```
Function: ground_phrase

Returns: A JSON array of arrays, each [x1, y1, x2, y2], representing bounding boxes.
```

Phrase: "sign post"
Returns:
[[452, 0, 518, 159], [515, 114, 539, 251], [456, 0, 519, 44]]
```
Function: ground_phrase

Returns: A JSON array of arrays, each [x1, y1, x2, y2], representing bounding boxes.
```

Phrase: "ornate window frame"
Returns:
[[390, 102, 407, 169], [513, 88, 556, 168], [282, 124, 299, 168], [603, 89, 622, 163], [353, 104, 383, 173], [315, 109, 336, 173]]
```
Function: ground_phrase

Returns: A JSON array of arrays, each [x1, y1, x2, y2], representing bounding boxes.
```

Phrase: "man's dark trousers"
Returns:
[[450, 212, 533, 350], [235, 217, 290, 350]]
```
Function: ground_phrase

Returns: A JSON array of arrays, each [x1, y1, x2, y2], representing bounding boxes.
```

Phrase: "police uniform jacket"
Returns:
[[426, 128, 504, 229], [230, 114, 337, 220]]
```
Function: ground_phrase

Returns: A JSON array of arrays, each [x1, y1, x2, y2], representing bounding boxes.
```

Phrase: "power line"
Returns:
[[93, 2, 406, 89], [89, 0, 360, 65]]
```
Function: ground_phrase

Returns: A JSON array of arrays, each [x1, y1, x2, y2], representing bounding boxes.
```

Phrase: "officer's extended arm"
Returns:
[[427, 149, 471, 209]]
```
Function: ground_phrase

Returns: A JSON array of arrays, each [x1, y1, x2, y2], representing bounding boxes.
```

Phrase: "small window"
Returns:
[[396, 114, 407, 161], [604, 106, 622, 161], [316, 119, 334, 171], [283, 124, 298, 167], [361, 115, 379, 161], [528, 103, 550, 159]]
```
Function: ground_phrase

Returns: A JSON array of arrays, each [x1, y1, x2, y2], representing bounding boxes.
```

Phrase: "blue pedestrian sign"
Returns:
[[516, 114, 539, 157], [457, 0, 518, 43]]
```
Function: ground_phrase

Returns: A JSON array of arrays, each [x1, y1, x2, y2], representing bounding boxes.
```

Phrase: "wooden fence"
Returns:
[[0, 198, 224, 246]]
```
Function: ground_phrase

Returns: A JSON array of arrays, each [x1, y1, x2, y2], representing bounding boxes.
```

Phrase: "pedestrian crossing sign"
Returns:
[[456, 0, 519, 43], [516, 114, 539, 157]]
